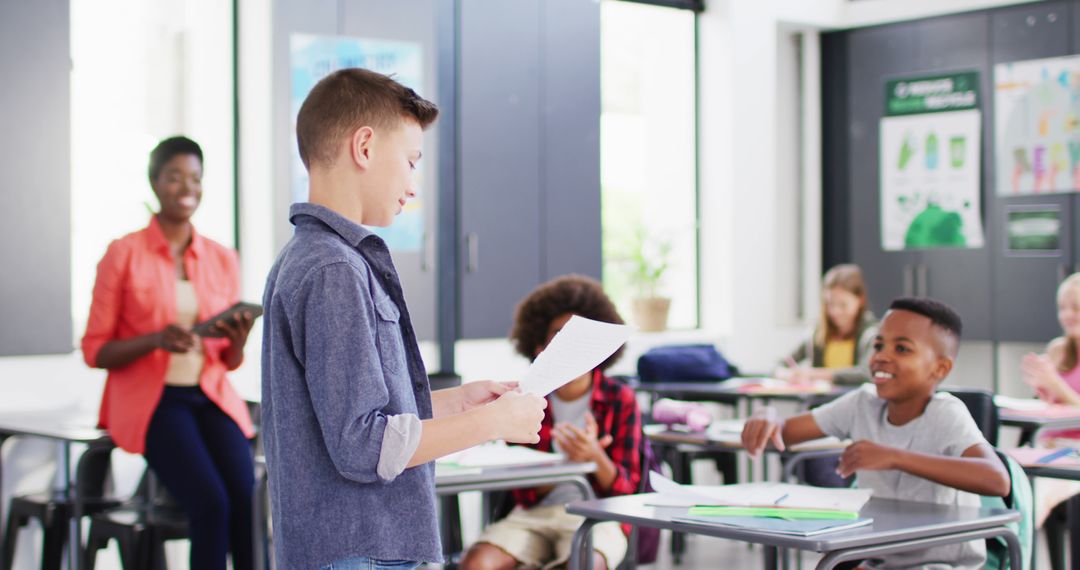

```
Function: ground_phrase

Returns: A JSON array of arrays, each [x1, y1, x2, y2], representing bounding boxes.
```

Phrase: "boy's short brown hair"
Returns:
[[296, 68, 439, 171]]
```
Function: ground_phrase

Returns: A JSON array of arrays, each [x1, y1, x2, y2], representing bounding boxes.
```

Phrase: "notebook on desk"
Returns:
[[674, 514, 873, 536], [648, 473, 872, 512]]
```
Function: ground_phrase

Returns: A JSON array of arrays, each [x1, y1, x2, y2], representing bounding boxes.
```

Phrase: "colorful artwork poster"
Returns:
[[880, 110, 985, 251], [994, 54, 1080, 195], [290, 34, 425, 251]]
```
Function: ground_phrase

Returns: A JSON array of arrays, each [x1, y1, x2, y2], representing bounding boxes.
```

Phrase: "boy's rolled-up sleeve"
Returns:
[[295, 261, 421, 484]]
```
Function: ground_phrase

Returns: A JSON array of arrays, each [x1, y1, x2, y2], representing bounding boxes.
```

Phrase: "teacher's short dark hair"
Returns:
[[148, 136, 203, 183]]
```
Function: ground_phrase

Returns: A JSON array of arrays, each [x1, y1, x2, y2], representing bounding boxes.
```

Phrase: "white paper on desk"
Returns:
[[519, 315, 632, 396], [646, 472, 719, 507], [646, 475, 872, 512], [438, 441, 564, 468], [994, 395, 1048, 412]]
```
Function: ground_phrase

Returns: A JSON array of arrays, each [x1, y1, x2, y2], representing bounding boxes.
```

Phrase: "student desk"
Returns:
[[1006, 448, 1080, 570], [252, 457, 597, 570], [0, 411, 109, 570], [645, 425, 848, 563], [566, 494, 1021, 570], [999, 408, 1080, 445], [645, 426, 848, 483], [634, 379, 851, 414]]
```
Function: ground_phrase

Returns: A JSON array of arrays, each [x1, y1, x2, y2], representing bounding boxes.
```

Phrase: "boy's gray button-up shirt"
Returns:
[[261, 203, 440, 569]]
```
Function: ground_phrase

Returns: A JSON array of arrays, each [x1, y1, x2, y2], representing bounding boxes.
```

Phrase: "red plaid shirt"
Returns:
[[512, 370, 643, 508]]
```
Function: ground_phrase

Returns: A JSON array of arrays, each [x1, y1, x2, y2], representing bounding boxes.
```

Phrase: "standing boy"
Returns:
[[742, 298, 1009, 569], [262, 68, 547, 570]]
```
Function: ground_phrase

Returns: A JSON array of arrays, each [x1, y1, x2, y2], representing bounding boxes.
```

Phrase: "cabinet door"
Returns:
[[541, 0, 602, 281], [339, 0, 441, 340], [911, 13, 994, 338], [990, 2, 1072, 341], [0, 0, 72, 355], [847, 24, 921, 316], [459, 0, 542, 339]]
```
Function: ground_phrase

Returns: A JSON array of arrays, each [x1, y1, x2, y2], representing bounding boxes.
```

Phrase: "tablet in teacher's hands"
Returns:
[[192, 302, 263, 338]]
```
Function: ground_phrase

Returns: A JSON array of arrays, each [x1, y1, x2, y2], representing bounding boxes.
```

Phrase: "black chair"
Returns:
[[2, 439, 119, 570], [940, 386, 999, 446], [84, 472, 189, 570]]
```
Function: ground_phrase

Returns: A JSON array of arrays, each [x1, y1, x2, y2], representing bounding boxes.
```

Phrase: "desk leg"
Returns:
[[63, 443, 81, 570], [814, 526, 1020, 570], [439, 495, 464, 559], [253, 468, 270, 570], [1069, 494, 1080, 570], [0, 435, 8, 567], [763, 545, 779, 570], [569, 520, 597, 570]]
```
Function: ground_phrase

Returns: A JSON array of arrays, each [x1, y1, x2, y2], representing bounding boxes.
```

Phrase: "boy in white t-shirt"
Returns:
[[742, 297, 1010, 569]]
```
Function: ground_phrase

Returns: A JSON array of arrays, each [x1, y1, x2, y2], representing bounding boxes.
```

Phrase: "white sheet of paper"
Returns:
[[437, 441, 564, 468], [646, 473, 872, 511], [994, 395, 1048, 412], [519, 315, 632, 396]]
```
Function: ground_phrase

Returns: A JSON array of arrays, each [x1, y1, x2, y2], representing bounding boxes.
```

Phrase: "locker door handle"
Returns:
[[903, 264, 915, 297], [1059, 263, 1070, 283], [466, 233, 480, 273], [421, 233, 434, 272], [916, 264, 928, 297]]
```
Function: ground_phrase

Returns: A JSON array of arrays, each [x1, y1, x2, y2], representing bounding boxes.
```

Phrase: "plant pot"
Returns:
[[631, 296, 671, 332]]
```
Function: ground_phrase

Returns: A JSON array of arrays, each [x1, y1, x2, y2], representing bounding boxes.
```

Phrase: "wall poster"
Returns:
[[994, 54, 1080, 196], [880, 72, 985, 251], [290, 35, 426, 251]]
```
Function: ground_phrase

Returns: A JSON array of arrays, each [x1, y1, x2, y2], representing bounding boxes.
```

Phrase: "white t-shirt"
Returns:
[[811, 384, 990, 570], [539, 391, 593, 507]]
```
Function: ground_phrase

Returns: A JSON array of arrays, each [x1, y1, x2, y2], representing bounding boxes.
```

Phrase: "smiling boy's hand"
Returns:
[[837, 440, 899, 477]]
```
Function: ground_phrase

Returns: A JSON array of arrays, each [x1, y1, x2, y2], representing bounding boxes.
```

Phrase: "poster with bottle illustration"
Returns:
[[290, 34, 425, 251], [879, 72, 985, 251], [994, 54, 1080, 195]]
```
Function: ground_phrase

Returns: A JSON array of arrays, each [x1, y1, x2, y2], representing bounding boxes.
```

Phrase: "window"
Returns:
[[70, 0, 236, 338], [600, 0, 699, 329]]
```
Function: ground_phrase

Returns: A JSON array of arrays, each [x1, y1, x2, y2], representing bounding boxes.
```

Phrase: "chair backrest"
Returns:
[[75, 439, 116, 500], [940, 386, 999, 446], [982, 450, 1033, 570]]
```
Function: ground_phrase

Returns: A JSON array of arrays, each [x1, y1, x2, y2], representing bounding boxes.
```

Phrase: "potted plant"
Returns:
[[627, 227, 673, 332]]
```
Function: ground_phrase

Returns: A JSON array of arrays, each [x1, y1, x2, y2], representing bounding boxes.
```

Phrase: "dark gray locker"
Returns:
[[993, 196, 1073, 341], [910, 14, 994, 339], [540, 0, 602, 282], [459, 0, 543, 339], [990, 2, 1070, 62], [990, 2, 1072, 341], [0, 0, 72, 355], [847, 25, 920, 316], [271, 0, 337, 252], [339, 0, 441, 341]]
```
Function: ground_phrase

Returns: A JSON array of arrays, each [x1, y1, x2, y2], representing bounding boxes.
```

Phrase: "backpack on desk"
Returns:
[[636, 344, 739, 383]]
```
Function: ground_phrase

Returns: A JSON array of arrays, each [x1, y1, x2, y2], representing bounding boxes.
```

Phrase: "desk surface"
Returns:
[[0, 411, 106, 443], [436, 460, 596, 490], [999, 409, 1080, 432], [1021, 464, 1080, 482], [645, 426, 847, 454], [634, 379, 849, 403], [567, 494, 1018, 552]]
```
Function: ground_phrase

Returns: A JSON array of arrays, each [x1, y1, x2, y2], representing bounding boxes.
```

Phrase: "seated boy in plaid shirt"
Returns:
[[461, 275, 643, 570]]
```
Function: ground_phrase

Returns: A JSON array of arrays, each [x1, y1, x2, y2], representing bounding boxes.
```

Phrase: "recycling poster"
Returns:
[[879, 72, 985, 251]]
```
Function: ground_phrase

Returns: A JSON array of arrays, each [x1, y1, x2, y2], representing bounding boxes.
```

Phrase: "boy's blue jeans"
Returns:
[[320, 557, 419, 570]]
